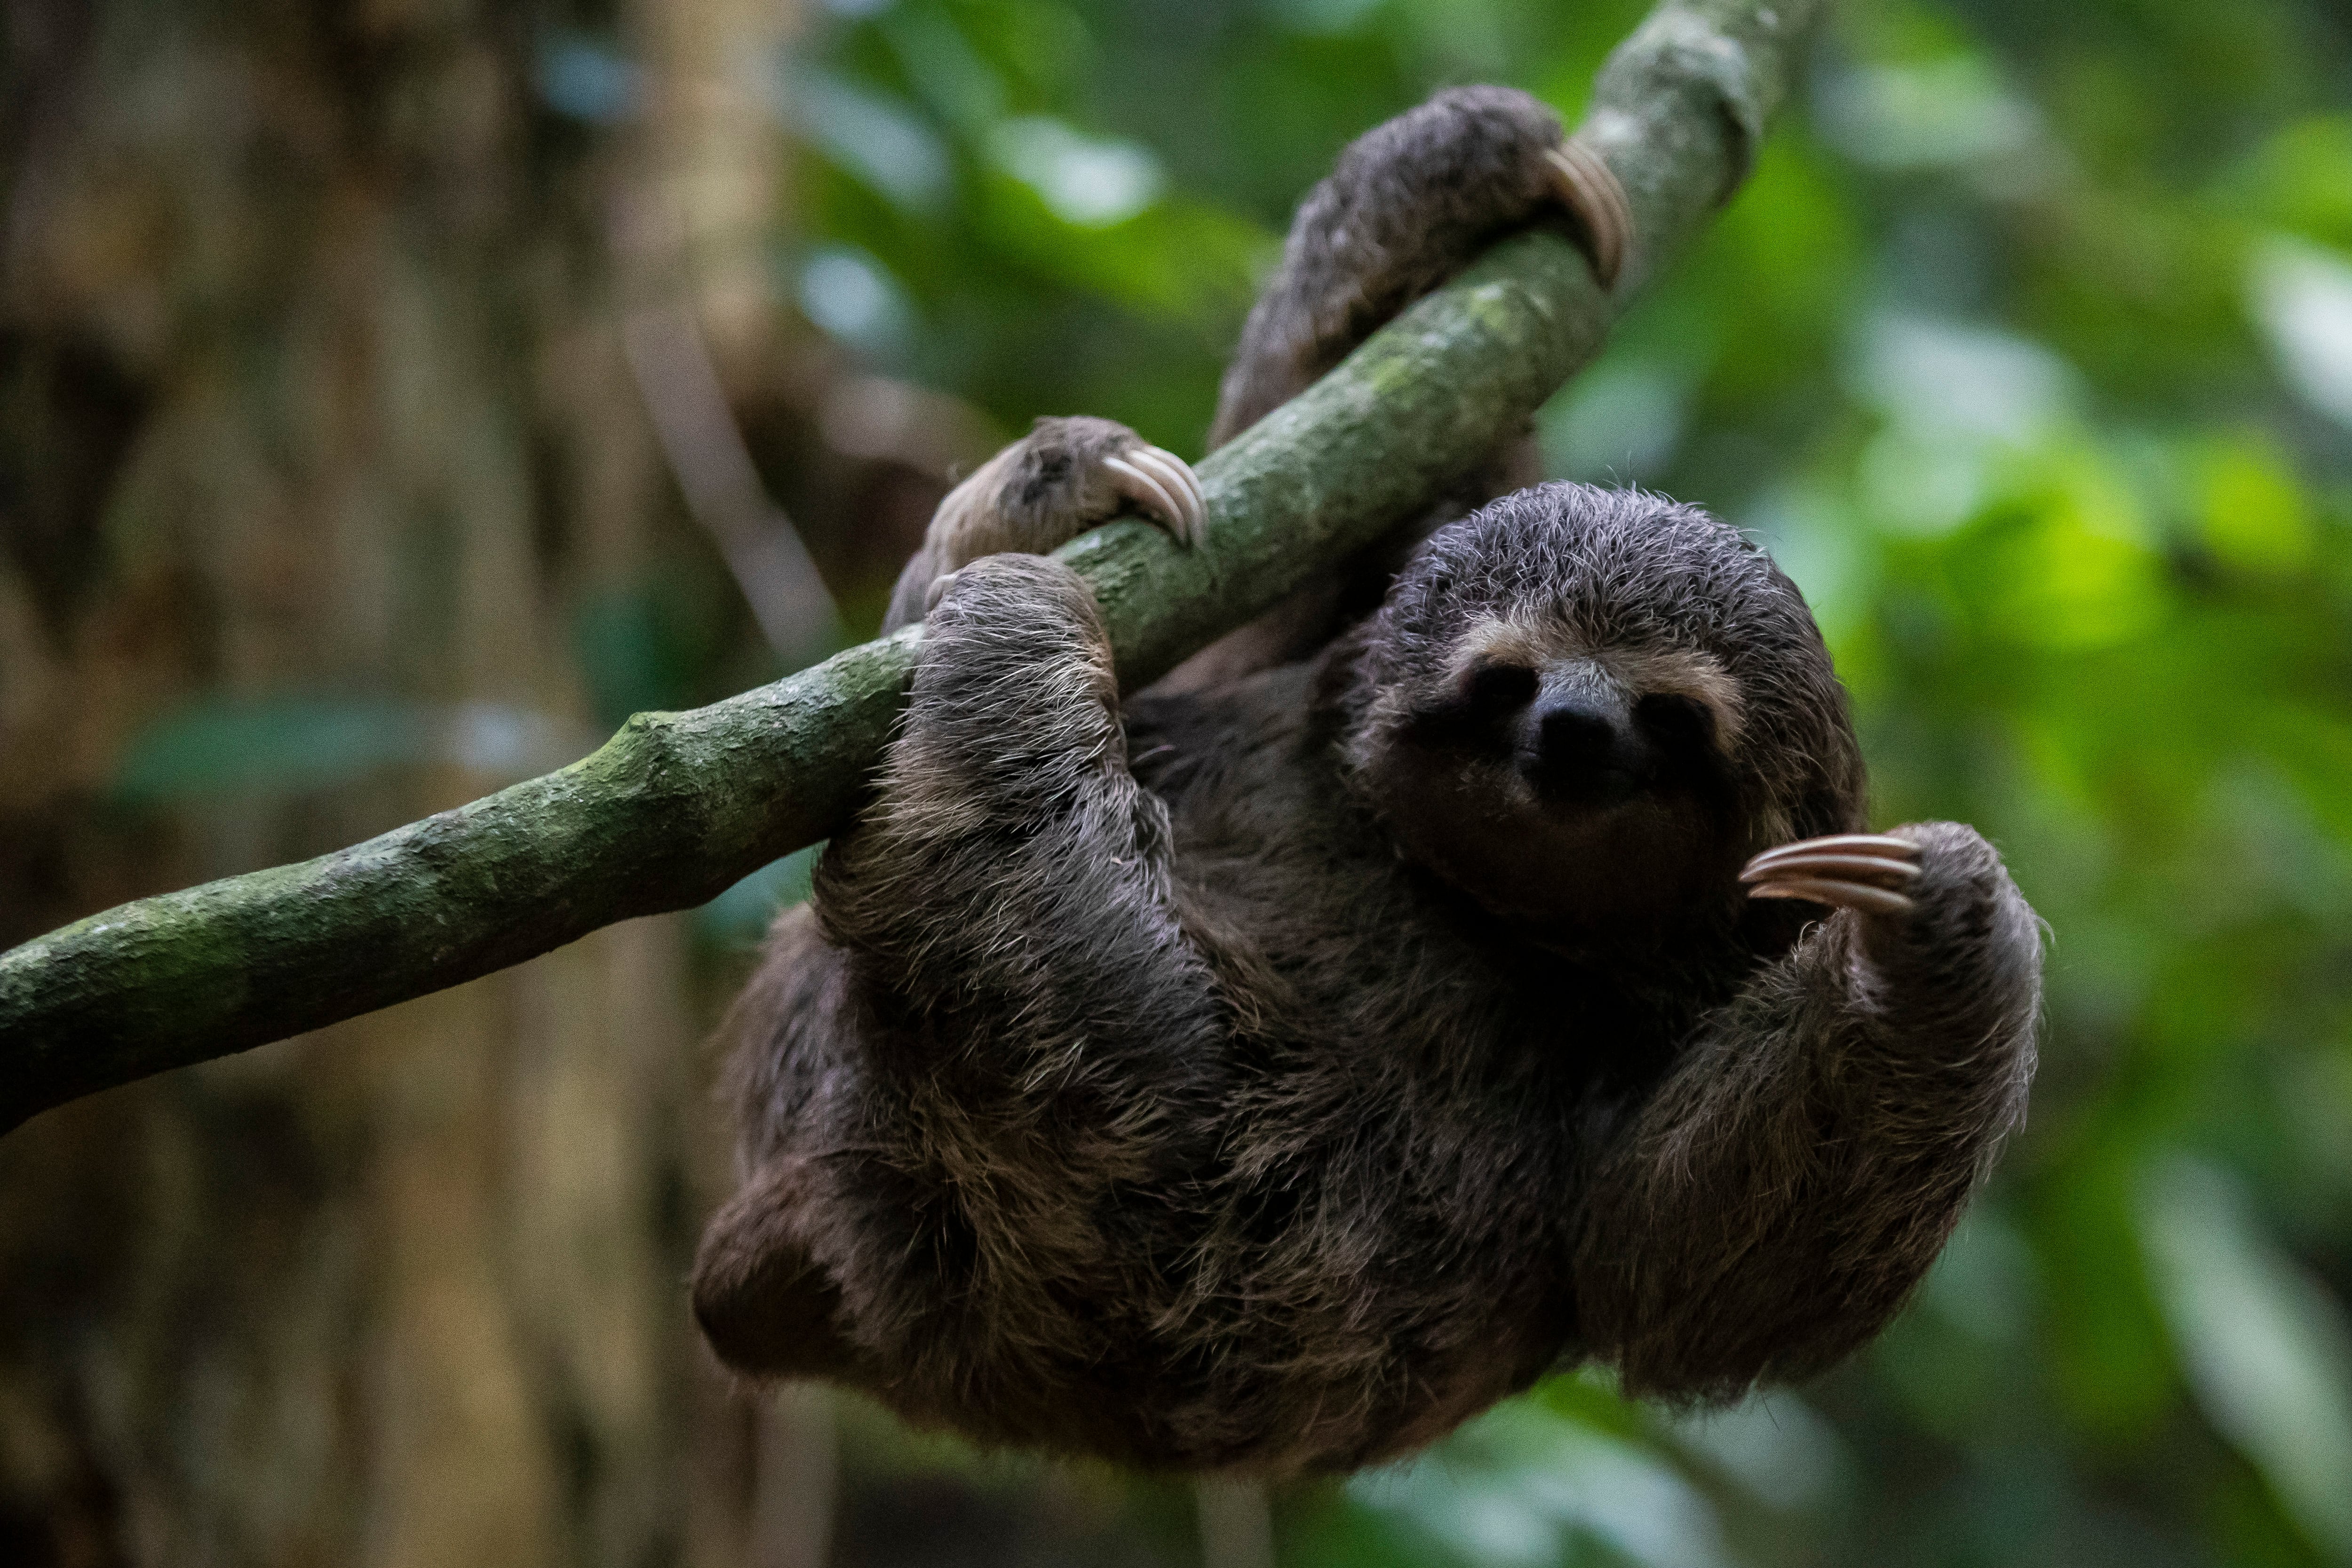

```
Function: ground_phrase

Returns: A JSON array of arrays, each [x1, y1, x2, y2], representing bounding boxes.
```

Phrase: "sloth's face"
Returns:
[[1343, 481, 1861, 938], [1349, 613, 1753, 935]]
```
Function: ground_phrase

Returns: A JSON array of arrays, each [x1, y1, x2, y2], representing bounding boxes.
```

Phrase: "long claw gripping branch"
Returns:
[[1138, 446, 1209, 543], [1103, 455, 1185, 539], [1105, 447, 1207, 547], [1543, 141, 1632, 289]]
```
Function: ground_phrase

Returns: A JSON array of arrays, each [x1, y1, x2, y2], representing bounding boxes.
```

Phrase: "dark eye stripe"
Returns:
[[1464, 663, 1538, 712], [1636, 692, 1721, 753]]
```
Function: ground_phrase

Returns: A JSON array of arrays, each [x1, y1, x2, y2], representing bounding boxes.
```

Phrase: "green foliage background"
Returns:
[[752, 0, 2352, 1563]]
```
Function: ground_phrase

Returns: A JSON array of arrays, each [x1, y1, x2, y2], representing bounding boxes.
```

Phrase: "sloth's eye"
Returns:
[[1463, 662, 1538, 713], [1408, 661, 1540, 748], [1636, 692, 1718, 754]]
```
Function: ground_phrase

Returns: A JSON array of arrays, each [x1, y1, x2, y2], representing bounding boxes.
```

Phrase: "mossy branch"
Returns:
[[0, 0, 1822, 1133]]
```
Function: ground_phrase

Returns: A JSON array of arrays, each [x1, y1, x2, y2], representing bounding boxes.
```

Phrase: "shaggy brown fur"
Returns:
[[691, 87, 2043, 1476], [1161, 82, 1570, 691]]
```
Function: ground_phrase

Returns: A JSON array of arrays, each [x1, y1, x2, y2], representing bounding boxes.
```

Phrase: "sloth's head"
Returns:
[[1335, 483, 1866, 938]]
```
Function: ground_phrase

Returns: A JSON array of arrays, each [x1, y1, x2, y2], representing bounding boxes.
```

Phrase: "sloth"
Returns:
[[691, 87, 2042, 1476]]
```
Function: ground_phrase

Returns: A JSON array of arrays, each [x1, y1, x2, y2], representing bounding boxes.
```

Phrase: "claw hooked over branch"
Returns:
[[1105, 446, 1208, 548], [1542, 140, 1632, 289]]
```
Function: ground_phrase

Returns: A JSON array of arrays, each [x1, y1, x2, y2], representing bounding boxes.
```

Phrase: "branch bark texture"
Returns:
[[0, 0, 1823, 1133]]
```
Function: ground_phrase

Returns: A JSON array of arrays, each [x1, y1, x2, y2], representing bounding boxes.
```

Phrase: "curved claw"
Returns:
[[1134, 444, 1208, 543], [1542, 141, 1631, 290], [1104, 446, 1207, 547], [1742, 834, 1919, 878], [1743, 832, 1922, 918], [1102, 455, 1180, 534], [1739, 853, 1921, 888], [1748, 878, 1917, 918]]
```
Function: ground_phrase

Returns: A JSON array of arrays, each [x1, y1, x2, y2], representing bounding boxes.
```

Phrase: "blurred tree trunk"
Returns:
[[619, 3, 842, 1567], [0, 0, 800, 1562]]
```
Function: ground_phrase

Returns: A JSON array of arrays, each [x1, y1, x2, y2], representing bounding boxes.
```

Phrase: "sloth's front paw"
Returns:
[[1739, 834, 1921, 918], [950, 414, 1204, 560], [1021, 416, 1205, 549], [890, 416, 1204, 629]]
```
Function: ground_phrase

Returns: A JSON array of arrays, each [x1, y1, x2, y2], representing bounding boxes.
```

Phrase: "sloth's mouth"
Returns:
[[1519, 755, 1654, 808]]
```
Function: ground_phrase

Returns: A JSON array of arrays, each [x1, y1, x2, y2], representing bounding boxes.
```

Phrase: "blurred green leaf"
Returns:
[[698, 845, 822, 947], [1349, 1399, 1732, 1568], [111, 699, 592, 804], [2138, 1156, 2352, 1563]]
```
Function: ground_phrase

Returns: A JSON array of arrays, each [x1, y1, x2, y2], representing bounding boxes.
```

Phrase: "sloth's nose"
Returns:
[[1523, 690, 1653, 804], [1535, 692, 1630, 776]]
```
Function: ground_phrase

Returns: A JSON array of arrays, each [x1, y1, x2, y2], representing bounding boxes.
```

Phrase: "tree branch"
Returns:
[[0, 0, 1822, 1133]]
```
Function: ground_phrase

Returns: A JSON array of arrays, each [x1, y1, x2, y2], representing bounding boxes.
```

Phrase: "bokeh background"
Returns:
[[5, 0, 2352, 1564]]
